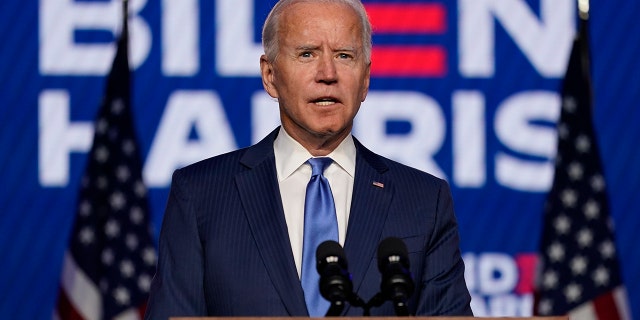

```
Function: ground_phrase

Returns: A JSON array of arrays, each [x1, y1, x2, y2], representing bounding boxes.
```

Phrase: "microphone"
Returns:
[[316, 240, 360, 316], [377, 237, 415, 316]]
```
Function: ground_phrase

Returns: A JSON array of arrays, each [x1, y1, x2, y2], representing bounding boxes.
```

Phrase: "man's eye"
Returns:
[[337, 53, 353, 59], [300, 52, 312, 58]]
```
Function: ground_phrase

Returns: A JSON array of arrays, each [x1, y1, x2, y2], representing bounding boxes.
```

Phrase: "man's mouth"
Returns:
[[313, 97, 339, 106]]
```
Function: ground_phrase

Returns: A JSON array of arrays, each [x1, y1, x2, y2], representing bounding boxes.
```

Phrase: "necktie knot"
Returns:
[[308, 157, 333, 176]]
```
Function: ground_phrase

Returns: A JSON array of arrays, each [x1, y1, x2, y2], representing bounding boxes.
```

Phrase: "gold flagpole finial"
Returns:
[[578, 0, 589, 20]]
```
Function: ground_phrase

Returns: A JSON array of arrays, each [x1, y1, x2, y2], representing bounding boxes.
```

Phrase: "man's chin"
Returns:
[[310, 125, 350, 138], [283, 121, 351, 141]]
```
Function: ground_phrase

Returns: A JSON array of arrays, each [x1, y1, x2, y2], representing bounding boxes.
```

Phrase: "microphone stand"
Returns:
[[324, 291, 367, 316], [359, 291, 413, 316], [325, 301, 345, 317], [391, 297, 410, 316], [362, 292, 386, 316]]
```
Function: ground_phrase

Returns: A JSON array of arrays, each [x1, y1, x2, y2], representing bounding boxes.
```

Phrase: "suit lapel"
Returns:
[[344, 139, 393, 299], [235, 128, 308, 316]]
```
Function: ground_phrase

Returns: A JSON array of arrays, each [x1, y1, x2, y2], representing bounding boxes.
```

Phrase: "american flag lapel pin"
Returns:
[[372, 181, 384, 188]]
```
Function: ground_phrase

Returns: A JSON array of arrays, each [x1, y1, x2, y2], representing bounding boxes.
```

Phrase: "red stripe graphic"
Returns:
[[365, 3, 447, 34], [371, 46, 446, 77], [593, 291, 622, 320], [515, 253, 537, 295]]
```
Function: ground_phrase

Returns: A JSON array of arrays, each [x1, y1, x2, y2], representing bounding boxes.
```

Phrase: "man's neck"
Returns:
[[282, 127, 351, 156]]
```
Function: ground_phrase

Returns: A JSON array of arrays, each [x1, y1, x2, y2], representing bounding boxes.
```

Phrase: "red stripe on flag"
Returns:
[[56, 287, 85, 320], [138, 301, 149, 319], [365, 3, 446, 34], [371, 46, 446, 77], [593, 291, 622, 319]]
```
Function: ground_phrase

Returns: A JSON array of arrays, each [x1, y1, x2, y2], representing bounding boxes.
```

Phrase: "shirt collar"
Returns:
[[274, 127, 356, 181]]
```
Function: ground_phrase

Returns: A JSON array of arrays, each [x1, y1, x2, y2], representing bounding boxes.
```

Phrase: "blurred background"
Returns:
[[0, 0, 638, 318]]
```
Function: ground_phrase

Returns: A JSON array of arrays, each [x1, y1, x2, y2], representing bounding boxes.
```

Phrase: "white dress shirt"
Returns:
[[273, 127, 356, 278]]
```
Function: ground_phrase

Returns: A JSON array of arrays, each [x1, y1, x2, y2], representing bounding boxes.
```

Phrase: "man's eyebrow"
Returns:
[[293, 45, 358, 51], [295, 45, 321, 51], [334, 47, 357, 52]]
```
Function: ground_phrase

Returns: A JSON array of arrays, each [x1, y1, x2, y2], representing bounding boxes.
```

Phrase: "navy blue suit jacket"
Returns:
[[145, 128, 472, 318]]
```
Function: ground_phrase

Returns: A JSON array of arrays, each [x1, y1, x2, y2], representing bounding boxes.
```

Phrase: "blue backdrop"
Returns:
[[0, 0, 638, 318]]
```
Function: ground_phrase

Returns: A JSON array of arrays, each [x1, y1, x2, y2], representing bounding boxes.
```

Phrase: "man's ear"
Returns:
[[360, 62, 371, 102], [260, 55, 279, 99]]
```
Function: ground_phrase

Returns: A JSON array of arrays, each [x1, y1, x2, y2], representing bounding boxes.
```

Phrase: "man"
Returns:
[[145, 0, 472, 318]]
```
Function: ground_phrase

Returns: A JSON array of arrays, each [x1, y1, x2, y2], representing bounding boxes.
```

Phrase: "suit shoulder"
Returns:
[[369, 151, 446, 186], [391, 160, 448, 191], [354, 138, 448, 189], [173, 147, 247, 180], [174, 129, 278, 179]]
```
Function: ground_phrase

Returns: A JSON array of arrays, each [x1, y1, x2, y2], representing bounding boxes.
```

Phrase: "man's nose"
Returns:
[[315, 55, 338, 84]]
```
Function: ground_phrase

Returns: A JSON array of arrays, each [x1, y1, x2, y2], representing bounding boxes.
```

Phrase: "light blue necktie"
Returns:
[[301, 157, 338, 317]]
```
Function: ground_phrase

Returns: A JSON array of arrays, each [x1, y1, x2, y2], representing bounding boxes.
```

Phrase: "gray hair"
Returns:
[[261, 0, 372, 63]]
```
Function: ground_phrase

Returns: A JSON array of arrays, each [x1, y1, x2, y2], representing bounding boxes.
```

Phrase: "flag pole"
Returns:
[[122, 0, 129, 38], [575, 0, 592, 111]]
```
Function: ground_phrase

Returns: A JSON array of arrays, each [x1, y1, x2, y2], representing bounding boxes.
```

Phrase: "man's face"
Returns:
[[260, 1, 370, 149]]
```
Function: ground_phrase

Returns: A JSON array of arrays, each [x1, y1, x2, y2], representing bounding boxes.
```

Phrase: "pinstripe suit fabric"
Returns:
[[145, 128, 472, 318]]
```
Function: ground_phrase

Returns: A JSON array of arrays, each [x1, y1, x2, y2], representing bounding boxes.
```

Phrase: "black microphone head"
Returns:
[[316, 240, 345, 263], [316, 240, 348, 273], [315, 240, 353, 303], [376, 237, 415, 302], [377, 237, 410, 271]]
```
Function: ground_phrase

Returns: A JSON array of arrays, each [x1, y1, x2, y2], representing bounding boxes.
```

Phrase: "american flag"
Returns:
[[55, 1, 156, 319], [534, 16, 630, 320]]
